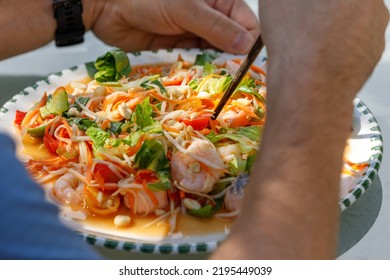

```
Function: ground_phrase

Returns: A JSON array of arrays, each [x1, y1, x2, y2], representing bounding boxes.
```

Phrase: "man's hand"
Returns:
[[87, 0, 260, 54]]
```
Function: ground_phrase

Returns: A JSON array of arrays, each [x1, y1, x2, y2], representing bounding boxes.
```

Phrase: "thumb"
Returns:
[[176, 1, 259, 54]]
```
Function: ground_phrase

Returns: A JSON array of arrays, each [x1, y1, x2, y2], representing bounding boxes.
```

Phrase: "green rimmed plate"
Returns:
[[339, 98, 383, 210], [0, 49, 382, 255]]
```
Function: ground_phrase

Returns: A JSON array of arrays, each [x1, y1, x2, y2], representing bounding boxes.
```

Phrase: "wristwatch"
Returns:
[[53, 0, 85, 47]]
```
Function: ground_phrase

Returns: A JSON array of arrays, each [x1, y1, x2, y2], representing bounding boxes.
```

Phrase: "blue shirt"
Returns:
[[0, 133, 101, 259]]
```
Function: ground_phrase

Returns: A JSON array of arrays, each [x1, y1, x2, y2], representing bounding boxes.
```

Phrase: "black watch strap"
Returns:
[[53, 0, 85, 47]]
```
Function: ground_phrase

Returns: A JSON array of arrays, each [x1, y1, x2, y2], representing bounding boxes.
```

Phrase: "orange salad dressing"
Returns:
[[23, 136, 232, 238]]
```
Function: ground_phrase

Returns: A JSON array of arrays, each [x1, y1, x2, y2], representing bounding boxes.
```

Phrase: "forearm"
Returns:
[[212, 57, 354, 260], [211, 0, 387, 260], [242, 70, 351, 259], [0, 0, 102, 60]]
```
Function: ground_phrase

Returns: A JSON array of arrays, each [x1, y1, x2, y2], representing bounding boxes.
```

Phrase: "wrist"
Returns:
[[267, 51, 358, 109], [259, 57, 354, 184], [52, 0, 105, 47], [0, 0, 56, 60]]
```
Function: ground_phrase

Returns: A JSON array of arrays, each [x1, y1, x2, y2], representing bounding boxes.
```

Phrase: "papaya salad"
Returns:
[[14, 49, 267, 236]]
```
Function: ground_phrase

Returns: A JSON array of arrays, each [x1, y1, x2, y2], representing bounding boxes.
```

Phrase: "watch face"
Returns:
[[53, 0, 85, 47]]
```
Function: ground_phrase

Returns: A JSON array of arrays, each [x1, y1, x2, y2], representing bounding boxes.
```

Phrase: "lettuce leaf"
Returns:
[[207, 126, 262, 154], [93, 49, 132, 82], [135, 97, 154, 128], [147, 170, 172, 191], [194, 51, 220, 66], [109, 121, 123, 134], [203, 62, 216, 76], [198, 75, 232, 95], [229, 155, 248, 175], [109, 122, 162, 148], [134, 139, 169, 172], [187, 198, 223, 218], [67, 117, 95, 131], [86, 126, 110, 148], [141, 78, 167, 95], [245, 154, 256, 173]]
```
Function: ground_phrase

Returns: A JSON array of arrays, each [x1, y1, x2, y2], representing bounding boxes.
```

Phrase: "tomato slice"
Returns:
[[94, 163, 121, 184], [180, 115, 210, 131], [14, 110, 27, 128]]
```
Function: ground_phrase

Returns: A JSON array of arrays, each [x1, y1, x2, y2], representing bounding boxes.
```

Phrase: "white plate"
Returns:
[[0, 49, 383, 255]]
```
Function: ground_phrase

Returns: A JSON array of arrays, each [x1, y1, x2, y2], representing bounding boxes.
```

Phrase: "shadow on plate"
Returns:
[[0, 75, 45, 106], [337, 175, 383, 257]]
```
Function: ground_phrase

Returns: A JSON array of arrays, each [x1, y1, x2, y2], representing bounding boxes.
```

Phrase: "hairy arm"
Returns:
[[211, 0, 388, 259], [0, 0, 259, 60]]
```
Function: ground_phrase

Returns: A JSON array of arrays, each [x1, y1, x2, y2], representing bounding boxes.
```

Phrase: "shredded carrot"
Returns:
[[126, 134, 145, 157], [105, 86, 114, 94], [162, 124, 181, 134], [200, 128, 211, 135], [88, 100, 100, 112], [346, 161, 369, 171], [84, 186, 100, 205], [61, 118, 72, 135], [229, 103, 260, 119], [231, 58, 267, 76], [95, 172, 106, 190], [247, 120, 265, 126], [21, 93, 47, 129], [85, 144, 93, 183], [148, 90, 184, 105], [133, 65, 162, 76], [250, 64, 267, 76], [100, 119, 111, 130], [162, 76, 184, 86]]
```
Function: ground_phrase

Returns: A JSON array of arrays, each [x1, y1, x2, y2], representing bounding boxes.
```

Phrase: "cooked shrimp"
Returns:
[[124, 190, 168, 216], [216, 143, 241, 164], [171, 138, 225, 193], [51, 172, 84, 209], [217, 109, 251, 128], [224, 173, 249, 212]]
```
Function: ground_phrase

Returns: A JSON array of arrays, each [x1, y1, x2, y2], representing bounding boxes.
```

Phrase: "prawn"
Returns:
[[224, 173, 249, 212], [124, 190, 168, 216], [217, 108, 252, 128], [171, 138, 225, 194], [51, 172, 84, 209]]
